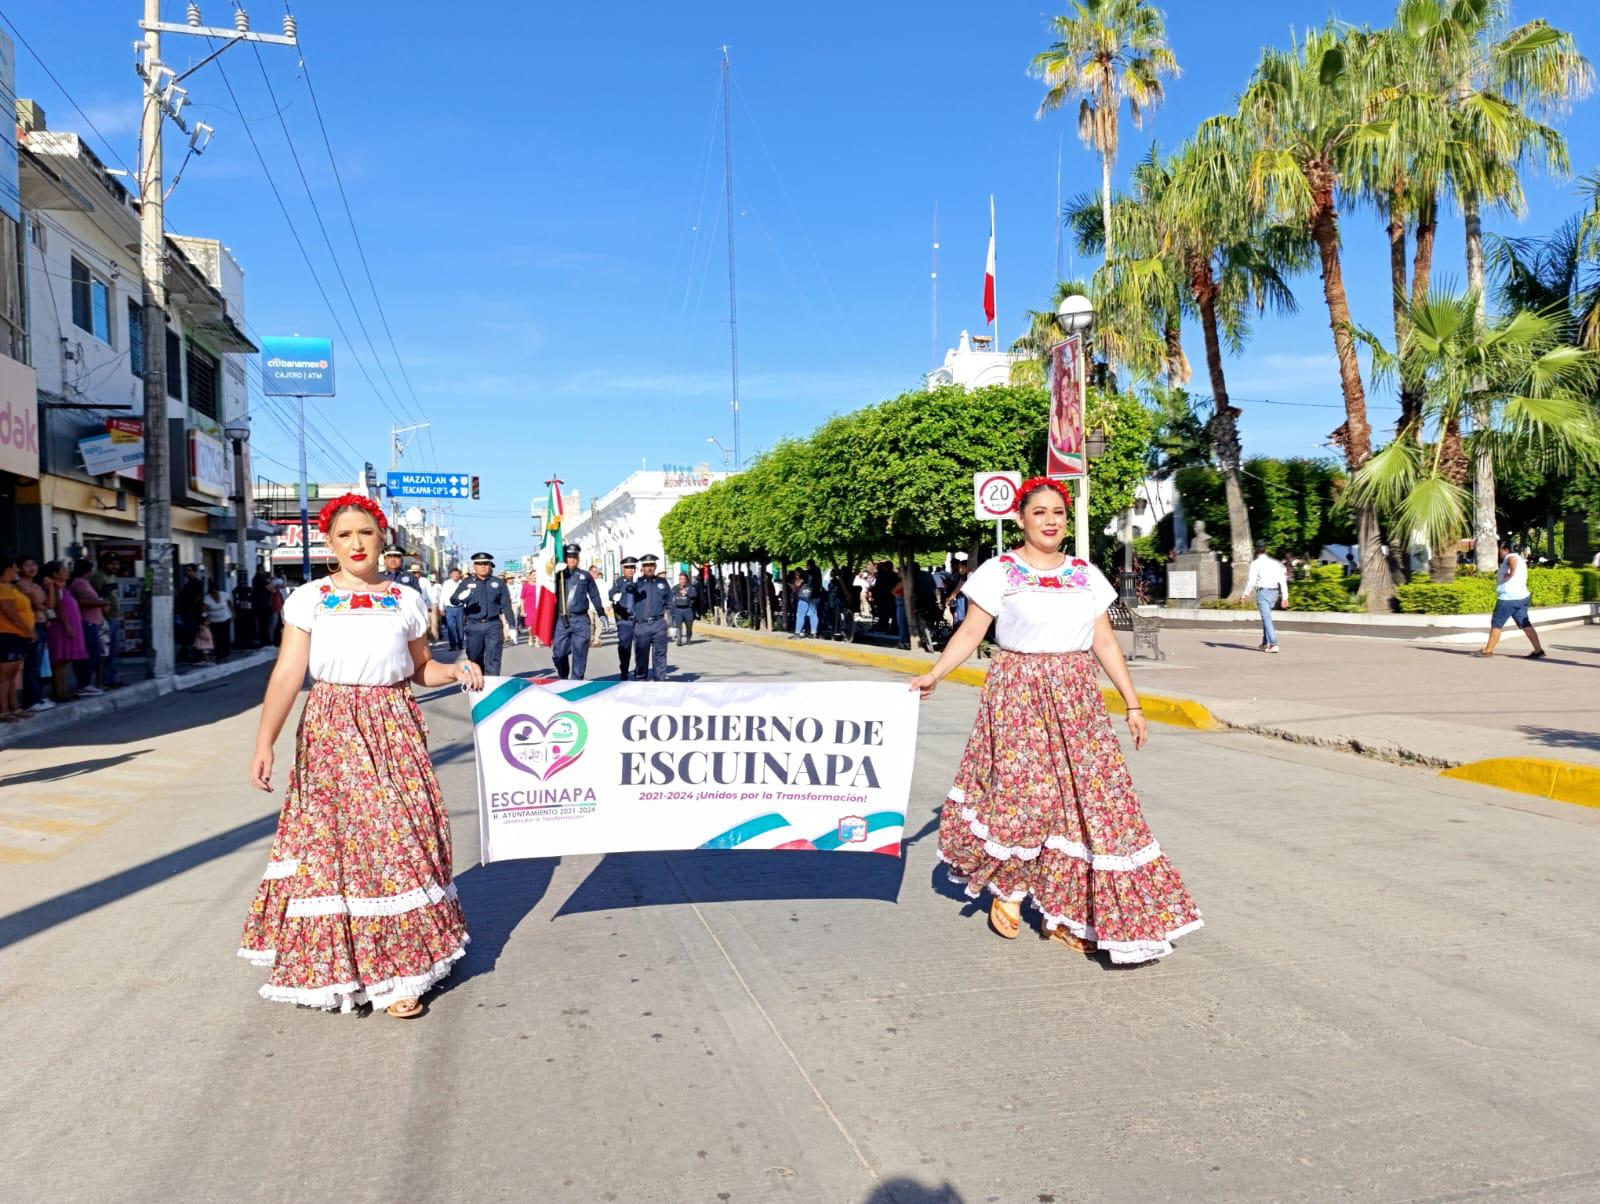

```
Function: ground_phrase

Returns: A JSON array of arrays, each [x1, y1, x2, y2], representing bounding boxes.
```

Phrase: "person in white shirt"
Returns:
[[242, 493, 482, 1018], [1478, 539, 1546, 659], [1241, 541, 1289, 653], [909, 477, 1202, 965]]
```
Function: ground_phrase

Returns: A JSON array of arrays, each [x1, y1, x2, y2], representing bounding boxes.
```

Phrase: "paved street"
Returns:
[[4, 636, 1600, 1203]]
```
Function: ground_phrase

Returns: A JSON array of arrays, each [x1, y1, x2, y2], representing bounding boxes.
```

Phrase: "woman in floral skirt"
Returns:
[[909, 478, 1201, 965], [241, 494, 482, 1016]]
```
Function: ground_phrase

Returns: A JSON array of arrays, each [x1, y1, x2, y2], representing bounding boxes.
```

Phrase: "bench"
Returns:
[[1108, 600, 1164, 661]]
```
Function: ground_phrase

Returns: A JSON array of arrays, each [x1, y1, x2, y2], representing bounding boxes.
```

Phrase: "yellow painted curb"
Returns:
[[699, 625, 1220, 730], [1441, 758, 1600, 808]]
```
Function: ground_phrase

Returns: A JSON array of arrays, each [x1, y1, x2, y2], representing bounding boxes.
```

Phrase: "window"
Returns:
[[186, 338, 219, 419], [69, 257, 112, 343], [165, 329, 182, 400], [128, 302, 145, 377]]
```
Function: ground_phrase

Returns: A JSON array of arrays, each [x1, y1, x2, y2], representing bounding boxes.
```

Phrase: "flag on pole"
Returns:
[[529, 478, 564, 647], [983, 195, 996, 326]]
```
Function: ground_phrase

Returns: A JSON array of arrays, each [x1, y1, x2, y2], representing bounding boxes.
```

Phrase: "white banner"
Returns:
[[468, 676, 921, 863]]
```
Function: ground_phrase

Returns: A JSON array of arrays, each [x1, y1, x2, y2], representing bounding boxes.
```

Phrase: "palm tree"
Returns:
[[1215, 25, 1398, 610], [1347, 291, 1600, 557], [1030, 0, 1180, 268]]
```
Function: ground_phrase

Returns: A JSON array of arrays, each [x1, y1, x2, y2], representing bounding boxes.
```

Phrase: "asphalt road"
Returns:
[[3, 634, 1598, 1203]]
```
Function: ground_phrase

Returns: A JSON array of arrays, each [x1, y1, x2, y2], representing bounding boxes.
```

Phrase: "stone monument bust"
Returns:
[[1191, 519, 1212, 554]]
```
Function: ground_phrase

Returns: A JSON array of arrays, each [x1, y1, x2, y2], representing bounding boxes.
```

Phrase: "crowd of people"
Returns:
[[1, 552, 128, 722]]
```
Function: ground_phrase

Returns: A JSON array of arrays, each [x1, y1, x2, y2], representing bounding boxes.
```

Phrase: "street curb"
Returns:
[[1441, 758, 1600, 808], [0, 647, 276, 751], [698, 625, 1221, 730]]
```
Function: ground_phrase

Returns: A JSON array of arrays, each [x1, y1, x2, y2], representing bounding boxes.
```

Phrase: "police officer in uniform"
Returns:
[[383, 545, 422, 593], [629, 553, 673, 681], [609, 556, 639, 679], [451, 552, 510, 676], [550, 544, 605, 679]]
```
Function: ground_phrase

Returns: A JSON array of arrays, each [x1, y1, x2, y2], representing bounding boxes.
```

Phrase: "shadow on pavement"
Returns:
[[1410, 645, 1587, 665], [0, 810, 278, 952], [0, 749, 153, 786], [434, 858, 561, 995], [1518, 724, 1600, 752], [862, 1179, 965, 1203], [7, 663, 274, 751], [556, 847, 907, 916]]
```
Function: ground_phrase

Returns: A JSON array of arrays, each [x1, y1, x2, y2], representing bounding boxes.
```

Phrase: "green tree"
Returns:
[[1030, 0, 1180, 274]]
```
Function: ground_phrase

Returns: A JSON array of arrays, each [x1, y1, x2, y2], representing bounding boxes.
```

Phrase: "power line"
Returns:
[[0, 8, 136, 175]]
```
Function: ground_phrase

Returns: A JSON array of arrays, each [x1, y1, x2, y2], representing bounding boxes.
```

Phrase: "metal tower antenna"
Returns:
[[721, 46, 741, 469], [931, 201, 940, 371]]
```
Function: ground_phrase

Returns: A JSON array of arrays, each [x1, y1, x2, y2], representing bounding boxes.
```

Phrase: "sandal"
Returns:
[[988, 898, 1021, 940], [385, 998, 424, 1019], [1042, 925, 1094, 953]]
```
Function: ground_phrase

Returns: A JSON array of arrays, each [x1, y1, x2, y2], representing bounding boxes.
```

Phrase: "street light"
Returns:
[[1055, 294, 1095, 559], [223, 418, 252, 589], [707, 436, 733, 468]]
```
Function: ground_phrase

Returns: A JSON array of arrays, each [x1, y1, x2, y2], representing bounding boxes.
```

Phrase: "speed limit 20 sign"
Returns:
[[973, 472, 1022, 521]]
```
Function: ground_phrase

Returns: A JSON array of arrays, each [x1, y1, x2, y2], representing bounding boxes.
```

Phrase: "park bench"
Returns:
[[1108, 599, 1164, 661]]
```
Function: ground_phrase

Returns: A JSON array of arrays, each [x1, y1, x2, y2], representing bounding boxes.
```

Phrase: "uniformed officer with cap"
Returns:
[[451, 552, 511, 675], [384, 545, 422, 593], [628, 553, 673, 681], [550, 543, 605, 679], [609, 556, 639, 679]]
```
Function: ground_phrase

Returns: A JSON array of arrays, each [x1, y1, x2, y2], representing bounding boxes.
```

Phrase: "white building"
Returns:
[[563, 465, 730, 577], [925, 329, 1024, 391], [17, 114, 258, 621]]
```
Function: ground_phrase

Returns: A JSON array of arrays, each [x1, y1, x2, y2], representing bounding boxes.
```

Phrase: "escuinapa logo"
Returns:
[[500, 711, 588, 780]]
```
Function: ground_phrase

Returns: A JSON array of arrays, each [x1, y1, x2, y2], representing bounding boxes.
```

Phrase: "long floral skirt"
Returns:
[[239, 681, 469, 1010], [938, 649, 1202, 964]]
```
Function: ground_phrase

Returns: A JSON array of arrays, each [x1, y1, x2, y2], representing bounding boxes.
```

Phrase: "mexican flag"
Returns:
[[529, 479, 564, 647]]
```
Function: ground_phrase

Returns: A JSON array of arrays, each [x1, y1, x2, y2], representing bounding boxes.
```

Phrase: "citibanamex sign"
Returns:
[[0, 357, 41, 478]]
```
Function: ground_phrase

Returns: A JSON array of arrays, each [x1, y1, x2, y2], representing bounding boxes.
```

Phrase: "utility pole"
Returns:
[[389, 420, 430, 546], [720, 47, 740, 470], [137, 2, 296, 674]]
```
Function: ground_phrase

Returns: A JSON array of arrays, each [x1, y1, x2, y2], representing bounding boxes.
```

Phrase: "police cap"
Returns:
[[383, 546, 407, 558], [621, 556, 639, 567], [564, 544, 581, 558], [470, 552, 495, 565], [639, 553, 659, 565]]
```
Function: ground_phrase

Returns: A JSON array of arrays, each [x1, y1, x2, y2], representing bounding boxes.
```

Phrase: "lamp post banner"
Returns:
[[468, 677, 920, 863], [1047, 336, 1085, 479]]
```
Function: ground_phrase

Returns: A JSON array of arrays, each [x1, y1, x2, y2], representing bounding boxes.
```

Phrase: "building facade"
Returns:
[[562, 465, 729, 577], [11, 110, 257, 648]]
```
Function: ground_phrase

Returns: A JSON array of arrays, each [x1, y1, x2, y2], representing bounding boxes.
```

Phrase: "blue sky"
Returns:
[[8, 1, 1600, 559]]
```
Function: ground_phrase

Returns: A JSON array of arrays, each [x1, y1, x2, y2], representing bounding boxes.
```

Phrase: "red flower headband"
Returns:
[[1016, 476, 1074, 511], [316, 492, 388, 535]]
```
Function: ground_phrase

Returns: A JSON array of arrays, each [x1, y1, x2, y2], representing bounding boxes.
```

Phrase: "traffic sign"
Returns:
[[973, 471, 1021, 521], [388, 471, 474, 498]]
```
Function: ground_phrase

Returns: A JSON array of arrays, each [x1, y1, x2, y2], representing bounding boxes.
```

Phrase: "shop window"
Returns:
[[166, 328, 183, 400], [129, 302, 145, 377], [70, 256, 112, 344], [186, 339, 219, 419]]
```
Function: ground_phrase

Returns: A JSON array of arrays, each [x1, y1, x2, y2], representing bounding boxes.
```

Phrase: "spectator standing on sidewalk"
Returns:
[[16, 556, 52, 711], [204, 582, 235, 661], [69, 560, 109, 690], [44, 561, 89, 699], [89, 553, 124, 685], [0, 556, 34, 723], [671, 571, 699, 646], [1478, 540, 1546, 659], [792, 569, 820, 637], [177, 565, 206, 660], [910, 477, 1203, 963], [1240, 541, 1289, 654], [252, 570, 275, 647]]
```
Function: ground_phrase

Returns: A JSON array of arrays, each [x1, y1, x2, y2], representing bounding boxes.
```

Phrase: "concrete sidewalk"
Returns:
[[701, 620, 1600, 785]]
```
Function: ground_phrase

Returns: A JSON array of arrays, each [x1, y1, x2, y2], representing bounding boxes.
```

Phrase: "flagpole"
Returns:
[[990, 194, 998, 355]]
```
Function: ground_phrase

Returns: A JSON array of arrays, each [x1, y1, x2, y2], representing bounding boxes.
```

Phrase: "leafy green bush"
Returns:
[[1395, 567, 1593, 614], [1198, 598, 1255, 610], [1288, 563, 1361, 612]]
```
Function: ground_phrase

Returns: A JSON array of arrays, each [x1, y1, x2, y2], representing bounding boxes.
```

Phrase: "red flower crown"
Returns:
[[316, 492, 388, 535], [1016, 476, 1074, 511]]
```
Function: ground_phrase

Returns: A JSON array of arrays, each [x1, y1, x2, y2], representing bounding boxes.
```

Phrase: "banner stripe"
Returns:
[[699, 813, 792, 850], [811, 811, 904, 851], [551, 680, 621, 703], [470, 678, 532, 725]]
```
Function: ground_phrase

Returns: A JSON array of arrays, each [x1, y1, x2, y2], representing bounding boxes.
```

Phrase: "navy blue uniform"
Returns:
[[451, 574, 509, 676], [550, 566, 605, 679], [629, 576, 673, 681], [608, 575, 637, 679], [386, 568, 423, 594], [671, 581, 698, 645]]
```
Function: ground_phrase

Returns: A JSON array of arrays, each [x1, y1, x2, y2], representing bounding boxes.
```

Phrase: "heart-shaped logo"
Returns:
[[500, 711, 588, 780]]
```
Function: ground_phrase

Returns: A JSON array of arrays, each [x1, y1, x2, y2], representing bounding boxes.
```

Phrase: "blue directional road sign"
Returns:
[[387, 471, 473, 498]]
